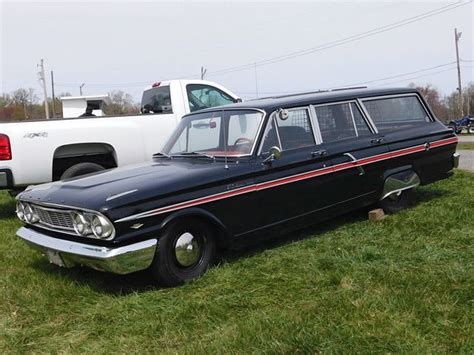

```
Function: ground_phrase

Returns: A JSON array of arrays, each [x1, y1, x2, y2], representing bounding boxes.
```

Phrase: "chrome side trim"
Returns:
[[381, 171, 421, 200], [16, 227, 157, 274]]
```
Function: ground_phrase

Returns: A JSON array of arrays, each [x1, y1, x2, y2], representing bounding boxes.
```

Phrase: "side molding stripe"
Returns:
[[116, 137, 458, 223]]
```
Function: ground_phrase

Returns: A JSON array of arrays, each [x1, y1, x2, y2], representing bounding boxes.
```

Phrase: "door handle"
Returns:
[[311, 149, 327, 157], [343, 152, 365, 175], [370, 137, 384, 144]]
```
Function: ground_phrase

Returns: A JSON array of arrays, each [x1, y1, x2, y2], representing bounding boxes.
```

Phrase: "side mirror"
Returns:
[[236, 98, 243, 103], [263, 146, 282, 164]]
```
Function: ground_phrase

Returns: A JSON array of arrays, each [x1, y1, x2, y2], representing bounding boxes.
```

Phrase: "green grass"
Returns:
[[458, 142, 474, 150], [1, 172, 473, 353]]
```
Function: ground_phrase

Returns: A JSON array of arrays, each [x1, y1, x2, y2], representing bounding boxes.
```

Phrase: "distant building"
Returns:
[[60, 95, 110, 118]]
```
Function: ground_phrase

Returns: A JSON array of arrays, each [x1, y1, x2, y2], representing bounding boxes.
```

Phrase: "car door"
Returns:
[[252, 107, 335, 229], [311, 101, 389, 205]]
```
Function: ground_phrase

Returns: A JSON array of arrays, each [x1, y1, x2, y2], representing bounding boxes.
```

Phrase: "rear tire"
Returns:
[[60, 162, 105, 180], [151, 218, 216, 287], [379, 189, 414, 214]]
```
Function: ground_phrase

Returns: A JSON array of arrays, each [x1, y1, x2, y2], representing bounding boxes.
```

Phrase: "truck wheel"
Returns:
[[379, 189, 414, 214], [151, 218, 216, 287], [60, 162, 105, 180]]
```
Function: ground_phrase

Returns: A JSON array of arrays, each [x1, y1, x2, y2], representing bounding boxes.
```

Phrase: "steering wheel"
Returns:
[[233, 137, 253, 146]]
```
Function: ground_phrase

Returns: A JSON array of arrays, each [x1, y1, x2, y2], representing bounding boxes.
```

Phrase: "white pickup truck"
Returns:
[[0, 80, 240, 193]]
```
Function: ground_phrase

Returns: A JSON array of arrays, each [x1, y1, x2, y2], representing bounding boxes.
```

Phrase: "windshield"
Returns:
[[141, 86, 172, 114], [162, 110, 264, 157]]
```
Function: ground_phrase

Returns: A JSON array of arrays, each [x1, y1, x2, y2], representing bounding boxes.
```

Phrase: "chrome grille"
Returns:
[[31, 205, 75, 232]]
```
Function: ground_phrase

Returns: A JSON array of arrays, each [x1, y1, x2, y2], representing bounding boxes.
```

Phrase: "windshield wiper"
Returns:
[[171, 152, 215, 160], [152, 152, 172, 159]]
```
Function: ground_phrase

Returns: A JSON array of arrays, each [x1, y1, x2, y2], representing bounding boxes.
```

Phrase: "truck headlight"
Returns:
[[72, 212, 90, 236], [24, 203, 39, 223], [91, 215, 114, 240]]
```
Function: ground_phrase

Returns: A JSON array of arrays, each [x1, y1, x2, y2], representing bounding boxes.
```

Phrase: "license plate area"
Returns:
[[44, 249, 66, 267]]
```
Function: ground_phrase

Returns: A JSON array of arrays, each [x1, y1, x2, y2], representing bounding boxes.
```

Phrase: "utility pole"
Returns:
[[254, 62, 259, 99], [454, 28, 463, 117], [80, 83, 85, 96], [50, 71, 56, 118], [200, 66, 207, 80], [37, 59, 50, 119]]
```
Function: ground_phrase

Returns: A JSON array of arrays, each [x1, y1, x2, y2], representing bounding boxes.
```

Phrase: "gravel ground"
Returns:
[[457, 150, 474, 172], [458, 135, 474, 143]]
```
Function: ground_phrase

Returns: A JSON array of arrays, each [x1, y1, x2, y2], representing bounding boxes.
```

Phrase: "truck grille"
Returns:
[[31, 205, 75, 233]]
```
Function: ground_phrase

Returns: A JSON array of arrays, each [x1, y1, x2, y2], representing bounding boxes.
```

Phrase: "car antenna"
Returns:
[[222, 110, 229, 169]]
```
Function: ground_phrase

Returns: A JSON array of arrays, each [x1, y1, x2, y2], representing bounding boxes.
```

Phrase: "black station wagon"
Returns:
[[16, 87, 459, 286]]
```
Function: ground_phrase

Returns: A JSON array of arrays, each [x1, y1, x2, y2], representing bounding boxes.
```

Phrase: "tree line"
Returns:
[[0, 89, 138, 121], [0, 83, 473, 122]]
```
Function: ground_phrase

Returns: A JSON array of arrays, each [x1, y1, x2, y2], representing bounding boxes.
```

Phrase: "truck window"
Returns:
[[362, 95, 430, 133], [141, 86, 172, 114], [187, 84, 236, 112], [313, 102, 372, 143]]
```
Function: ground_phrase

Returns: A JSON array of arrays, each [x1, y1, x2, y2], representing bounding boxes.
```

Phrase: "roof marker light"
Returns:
[[152, 82, 161, 88]]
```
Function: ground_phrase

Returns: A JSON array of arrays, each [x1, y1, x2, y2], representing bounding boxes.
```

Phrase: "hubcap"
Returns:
[[175, 232, 201, 267]]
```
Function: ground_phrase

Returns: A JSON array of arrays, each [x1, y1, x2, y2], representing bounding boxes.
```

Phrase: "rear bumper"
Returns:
[[0, 169, 13, 188], [16, 227, 157, 274], [453, 152, 460, 168]]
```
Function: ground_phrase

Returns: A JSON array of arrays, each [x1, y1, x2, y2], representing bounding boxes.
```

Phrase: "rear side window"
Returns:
[[314, 102, 372, 143], [362, 95, 430, 133]]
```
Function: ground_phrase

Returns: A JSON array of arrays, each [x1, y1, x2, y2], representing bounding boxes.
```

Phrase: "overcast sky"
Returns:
[[1, 0, 473, 102]]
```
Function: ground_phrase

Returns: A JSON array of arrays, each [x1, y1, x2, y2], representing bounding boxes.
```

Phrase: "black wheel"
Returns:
[[60, 162, 105, 180], [379, 189, 414, 214], [151, 218, 216, 287]]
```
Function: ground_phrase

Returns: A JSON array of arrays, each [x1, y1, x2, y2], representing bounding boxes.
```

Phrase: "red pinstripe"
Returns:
[[118, 136, 458, 222]]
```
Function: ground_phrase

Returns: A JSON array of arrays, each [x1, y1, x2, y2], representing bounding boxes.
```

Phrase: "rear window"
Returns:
[[362, 95, 430, 133], [141, 86, 172, 114]]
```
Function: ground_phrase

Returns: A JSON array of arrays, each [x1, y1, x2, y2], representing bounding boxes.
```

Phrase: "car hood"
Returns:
[[19, 158, 248, 217]]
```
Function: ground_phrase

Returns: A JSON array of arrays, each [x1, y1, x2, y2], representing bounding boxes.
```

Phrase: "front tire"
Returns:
[[379, 189, 414, 214], [151, 218, 216, 287]]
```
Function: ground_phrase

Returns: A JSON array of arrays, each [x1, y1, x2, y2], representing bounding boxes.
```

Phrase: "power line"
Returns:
[[373, 68, 456, 87], [234, 62, 459, 96], [52, 0, 472, 90], [203, 1, 472, 78]]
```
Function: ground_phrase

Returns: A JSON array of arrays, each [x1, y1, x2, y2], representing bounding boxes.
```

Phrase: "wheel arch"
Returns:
[[381, 165, 420, 201], [158, 208, 232, 248], [52, 143, 118, 180]]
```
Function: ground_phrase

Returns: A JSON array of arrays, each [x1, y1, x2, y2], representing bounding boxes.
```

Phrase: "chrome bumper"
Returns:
[[453, 152, 460, 168], [16, 227, 157, 275]]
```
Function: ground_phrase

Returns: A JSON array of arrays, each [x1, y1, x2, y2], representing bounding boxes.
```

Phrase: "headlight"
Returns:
[[91, 214, 114, 239], [24, 203, 39, 223], [16, 201, 26, 222], [72, 212, 90, 236]]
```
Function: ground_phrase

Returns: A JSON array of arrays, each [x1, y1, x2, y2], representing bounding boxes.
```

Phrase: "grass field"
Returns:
[[458, 142, 474, 150], [1, 171, 473, 353]]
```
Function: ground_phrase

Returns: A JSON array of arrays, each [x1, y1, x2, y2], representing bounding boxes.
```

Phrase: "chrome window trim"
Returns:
[[348, 102, 359, 137], [308, 105, 323, 144], [179, 107, 267, 158], [359, 93, 434, 127], [355, 99, 378, 134], [258, 106, 316, 155]]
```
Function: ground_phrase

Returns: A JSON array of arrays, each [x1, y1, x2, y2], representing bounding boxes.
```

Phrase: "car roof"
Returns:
[[195, 87, 420, 114]]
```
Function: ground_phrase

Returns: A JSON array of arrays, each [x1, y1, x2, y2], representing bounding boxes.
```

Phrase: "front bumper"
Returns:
[[16, 227, 157, 274]]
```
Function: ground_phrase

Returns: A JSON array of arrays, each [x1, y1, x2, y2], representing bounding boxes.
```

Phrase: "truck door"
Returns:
[[182, 83, 238, 114]]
